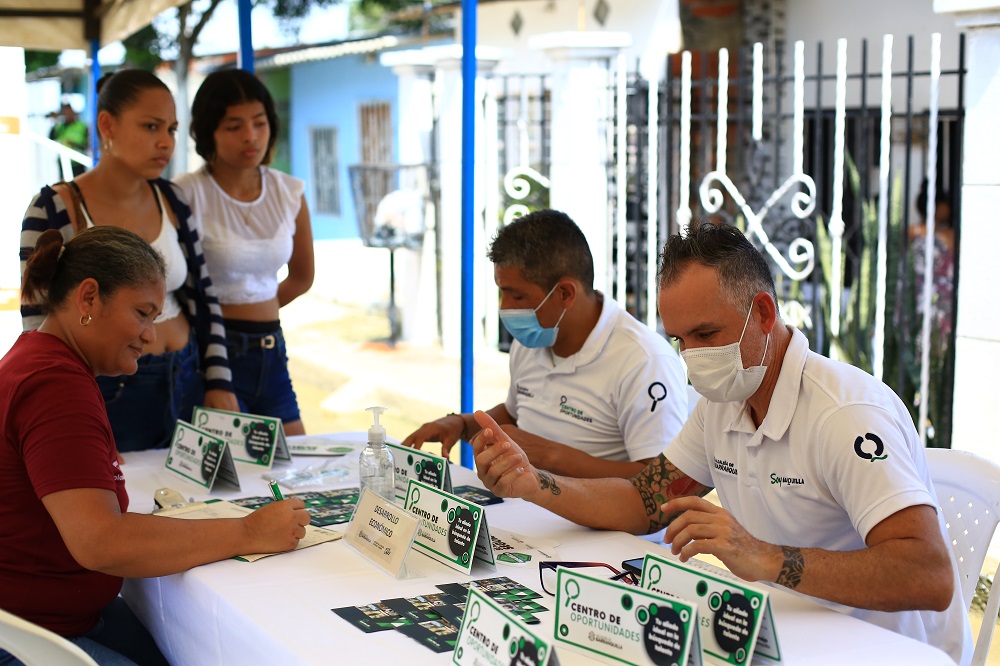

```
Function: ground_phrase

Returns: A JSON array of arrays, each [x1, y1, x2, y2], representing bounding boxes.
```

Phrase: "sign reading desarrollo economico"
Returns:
[[344, 488, 420, 577], [164, 420, 241, 492], [192, 407, 291, 468], [404, 479, 495, 575], [639, 553, 781, 664], [553, 568, 702, 666], [452, 587, 560, 666], [385, 441, 452, 501]]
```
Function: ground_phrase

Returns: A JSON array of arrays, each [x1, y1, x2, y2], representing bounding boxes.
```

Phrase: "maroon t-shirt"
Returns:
[[0, 331, 128, 636]]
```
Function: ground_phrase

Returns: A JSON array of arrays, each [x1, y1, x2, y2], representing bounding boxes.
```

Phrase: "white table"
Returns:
[[118, 449, 953, 665]]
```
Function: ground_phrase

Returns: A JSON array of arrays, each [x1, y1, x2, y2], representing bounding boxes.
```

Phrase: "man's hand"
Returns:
[[471, 411, 542, 500], [401, 414, 466, 458], [243, 498, 311, 554], [204, 389, 240, 413], [498, 424, 564, 470], [661, 496, 779, 583]]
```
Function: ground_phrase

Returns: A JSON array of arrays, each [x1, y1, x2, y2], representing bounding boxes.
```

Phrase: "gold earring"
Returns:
[[80, 313, 92, 326]]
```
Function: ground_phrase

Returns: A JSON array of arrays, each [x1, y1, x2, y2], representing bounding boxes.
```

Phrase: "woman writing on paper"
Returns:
[[0, 227, 310, 666], [175, 69, 314, 435], [20, 69, 238, 452]]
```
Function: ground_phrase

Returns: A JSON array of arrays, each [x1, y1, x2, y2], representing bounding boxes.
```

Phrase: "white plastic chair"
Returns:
[[0, 608, 98, 666], [926, 448, 1000, 666]]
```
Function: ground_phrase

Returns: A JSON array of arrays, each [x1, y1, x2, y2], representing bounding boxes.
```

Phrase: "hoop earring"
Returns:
[[80, 313, 92, 327]]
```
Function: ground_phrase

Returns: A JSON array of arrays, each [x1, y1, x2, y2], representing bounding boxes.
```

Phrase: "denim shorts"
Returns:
[[224, 322, 301, 424], [97, 333, 203, 452]]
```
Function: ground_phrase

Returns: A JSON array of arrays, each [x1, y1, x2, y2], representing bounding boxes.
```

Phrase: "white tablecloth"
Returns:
[[118, 448, 953, 665]]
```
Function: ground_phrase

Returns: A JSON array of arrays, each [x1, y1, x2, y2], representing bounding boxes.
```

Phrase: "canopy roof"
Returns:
[[0, 0, 187, 51]]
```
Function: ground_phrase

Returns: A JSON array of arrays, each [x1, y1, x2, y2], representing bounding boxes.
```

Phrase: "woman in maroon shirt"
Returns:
[[0, 227, 310, 665]]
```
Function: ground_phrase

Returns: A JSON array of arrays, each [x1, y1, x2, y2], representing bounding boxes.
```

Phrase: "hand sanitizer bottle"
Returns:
[[359, 406, 395, 502]]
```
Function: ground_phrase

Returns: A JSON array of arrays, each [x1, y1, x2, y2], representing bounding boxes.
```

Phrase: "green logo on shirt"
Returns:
[[853, 433, 888, 462], [558, 395, 593, 423]]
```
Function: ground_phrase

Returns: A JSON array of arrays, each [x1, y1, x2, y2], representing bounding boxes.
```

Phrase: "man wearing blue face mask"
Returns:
[[403, 209, 688, 479], [469, 221, 971, 665]]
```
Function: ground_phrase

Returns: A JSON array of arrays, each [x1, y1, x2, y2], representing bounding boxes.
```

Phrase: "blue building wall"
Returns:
[[289, 55, 398, 241]]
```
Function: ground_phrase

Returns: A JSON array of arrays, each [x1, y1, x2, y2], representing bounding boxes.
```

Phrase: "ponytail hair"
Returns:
[[22, 227, 166, 313]]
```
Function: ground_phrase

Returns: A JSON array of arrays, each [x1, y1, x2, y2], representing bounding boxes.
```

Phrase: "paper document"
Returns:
[[157, 500, 342, 562]]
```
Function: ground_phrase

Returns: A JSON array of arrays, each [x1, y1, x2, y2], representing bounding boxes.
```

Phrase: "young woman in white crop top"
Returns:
[[20, 69, 239, 454], [175, 69, 314, 436]]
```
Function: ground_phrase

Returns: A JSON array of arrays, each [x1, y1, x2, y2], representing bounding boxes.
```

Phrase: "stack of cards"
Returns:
[[233, 488, 361, 528], [331, 577, 548, 654]]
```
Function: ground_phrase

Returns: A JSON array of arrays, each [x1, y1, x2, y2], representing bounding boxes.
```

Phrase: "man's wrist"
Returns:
[[446, 412, 468, 440]]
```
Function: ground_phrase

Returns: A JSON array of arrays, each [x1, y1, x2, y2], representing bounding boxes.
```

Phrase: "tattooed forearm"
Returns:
[[629, 454, 711, 533], [538, 472, 562, 496], [775, 546, 804, 589]]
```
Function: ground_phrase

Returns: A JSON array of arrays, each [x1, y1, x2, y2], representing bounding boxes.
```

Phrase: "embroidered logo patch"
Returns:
[[558, 395, 593, 423], [769, 473, 805, 487], [853, 432, 888, 462], [647, 381, 667, 412]]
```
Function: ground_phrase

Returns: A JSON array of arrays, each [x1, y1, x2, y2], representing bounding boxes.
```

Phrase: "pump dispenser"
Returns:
[[359, 406, 395, 502]]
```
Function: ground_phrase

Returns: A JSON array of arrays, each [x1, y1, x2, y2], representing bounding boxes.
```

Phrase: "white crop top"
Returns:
[[79, 183, 186, 323], [173, 166, 304, 305]]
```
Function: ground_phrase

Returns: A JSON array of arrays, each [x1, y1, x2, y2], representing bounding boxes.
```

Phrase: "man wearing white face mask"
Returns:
[[403, 209, 688, 479], [469, 222, 971, 665]]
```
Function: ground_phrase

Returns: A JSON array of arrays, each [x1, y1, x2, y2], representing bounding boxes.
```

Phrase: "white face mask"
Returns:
[[681, 303, 769, 403]]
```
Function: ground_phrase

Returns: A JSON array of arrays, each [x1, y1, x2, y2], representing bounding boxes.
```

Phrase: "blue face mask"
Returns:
[[499, 283, 568, 348]]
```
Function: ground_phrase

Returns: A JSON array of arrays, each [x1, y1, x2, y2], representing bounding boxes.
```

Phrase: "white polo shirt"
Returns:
[[664, 327, 971, 665], [504, 294, 687, 463]]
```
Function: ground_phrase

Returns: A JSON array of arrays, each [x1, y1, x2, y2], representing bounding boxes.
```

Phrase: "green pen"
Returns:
[[268, 479, 284, 501]]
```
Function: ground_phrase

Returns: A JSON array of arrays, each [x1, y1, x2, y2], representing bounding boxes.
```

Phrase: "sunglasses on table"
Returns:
[[537, 560, 638, 596]]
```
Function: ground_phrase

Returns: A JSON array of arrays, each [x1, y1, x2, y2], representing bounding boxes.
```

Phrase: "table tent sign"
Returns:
[[344, 488, 421, 577], [453, 587, 560, 666], [164, 420, 241, 492], [639, 553, 781, 664], [192, 406, 292, 468], [553, 567, 702, 666], [386, 441, 453, 501], [404, 479, 496, 575]]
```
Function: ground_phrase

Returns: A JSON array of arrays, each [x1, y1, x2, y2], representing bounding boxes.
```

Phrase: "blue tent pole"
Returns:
[[237, 0, 255, 73], [88, 39, 101, 161], [459, 0, 477, 469]]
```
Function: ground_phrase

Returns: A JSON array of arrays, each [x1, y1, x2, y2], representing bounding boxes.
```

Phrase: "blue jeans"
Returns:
[[225, 325, 301, 423], [0, 598, 167, 666], [97, 333, 203, 452]]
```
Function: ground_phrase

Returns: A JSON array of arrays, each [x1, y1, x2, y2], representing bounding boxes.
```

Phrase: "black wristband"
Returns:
[[447, 412, 468, 440]]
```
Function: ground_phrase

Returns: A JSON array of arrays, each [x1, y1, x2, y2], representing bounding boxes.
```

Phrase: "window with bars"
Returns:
[[359, 102, 393, 164], [310, 126, 340, 215]]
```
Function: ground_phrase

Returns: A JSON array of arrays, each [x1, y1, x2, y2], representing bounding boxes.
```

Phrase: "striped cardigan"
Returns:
[[19, 179, 234, 392]]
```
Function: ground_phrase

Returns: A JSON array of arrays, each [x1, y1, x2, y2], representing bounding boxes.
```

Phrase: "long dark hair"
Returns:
[[189, 68, 280, 165]]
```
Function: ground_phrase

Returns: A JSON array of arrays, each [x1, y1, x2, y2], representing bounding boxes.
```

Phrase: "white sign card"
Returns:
[[640, 553, 781, 664], [192, 406, 291, 468], [164, 421, 240, 491], [344, 488, 420, 577], [452, 587, 560, 666], [404, 479, 496, 574], [490, 528, 560, 567], [553, 568, 701, 666], [385, 441, 452, 501]]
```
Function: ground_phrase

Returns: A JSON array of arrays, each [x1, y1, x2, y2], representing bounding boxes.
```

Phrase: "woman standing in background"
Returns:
[[20, 69, 238, 452], [176, 69, 314, 435]]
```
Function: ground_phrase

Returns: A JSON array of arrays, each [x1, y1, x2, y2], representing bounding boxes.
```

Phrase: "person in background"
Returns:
[[49, 102, 88, 177], [0, 227, 309, 666], [175, 69, 314, 436], [909, 178, 955, 344], [470, 221, 971, 665], [21, 69, 238, 453], [403, 209, 688, 479]]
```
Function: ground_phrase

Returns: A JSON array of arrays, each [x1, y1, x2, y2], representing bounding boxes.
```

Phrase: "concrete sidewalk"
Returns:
[[278, 290, 510, 449]]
